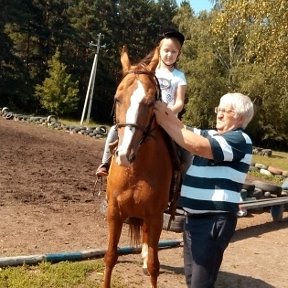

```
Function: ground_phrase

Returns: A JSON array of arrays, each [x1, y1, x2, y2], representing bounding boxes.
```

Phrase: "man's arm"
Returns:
[[154, 101, 213, 159]]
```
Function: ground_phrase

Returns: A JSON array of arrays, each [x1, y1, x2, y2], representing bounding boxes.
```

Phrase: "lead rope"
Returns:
[[93, 176, 106, 197]]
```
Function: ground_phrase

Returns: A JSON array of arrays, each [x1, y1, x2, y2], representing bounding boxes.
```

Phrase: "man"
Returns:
[[154, 92, 254, 288]]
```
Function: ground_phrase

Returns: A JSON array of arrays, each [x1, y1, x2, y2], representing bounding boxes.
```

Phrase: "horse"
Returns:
[[103, 46, 173, 288]]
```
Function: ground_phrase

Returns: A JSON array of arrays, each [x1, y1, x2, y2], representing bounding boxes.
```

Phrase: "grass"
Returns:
[[252, 151, 288, 171], [0, 260, 125, 288], [59, 118, 110, 129], [250, 150, 288, 185]]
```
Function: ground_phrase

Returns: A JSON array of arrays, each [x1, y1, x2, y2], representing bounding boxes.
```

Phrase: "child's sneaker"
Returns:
[[96, 163, 109, 177]]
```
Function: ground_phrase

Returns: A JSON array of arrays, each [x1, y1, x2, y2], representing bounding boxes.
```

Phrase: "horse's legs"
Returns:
[[141, 223, 149, 274], [103, 213, 123, 288], [146, 217, 164, 288]]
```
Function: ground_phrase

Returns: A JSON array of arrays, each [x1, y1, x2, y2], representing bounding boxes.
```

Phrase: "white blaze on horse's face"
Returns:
[[116, 80, 146, 166]]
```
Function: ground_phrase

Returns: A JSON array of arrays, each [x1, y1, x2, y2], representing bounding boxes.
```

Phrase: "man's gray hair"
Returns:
[[220, 93, 254, 129]]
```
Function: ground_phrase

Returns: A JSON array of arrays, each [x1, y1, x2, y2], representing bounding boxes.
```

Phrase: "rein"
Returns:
[[114, 70, 162, 142]]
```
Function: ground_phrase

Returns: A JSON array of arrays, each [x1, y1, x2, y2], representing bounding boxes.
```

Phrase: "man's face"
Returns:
[[215, 106, 243, 133]]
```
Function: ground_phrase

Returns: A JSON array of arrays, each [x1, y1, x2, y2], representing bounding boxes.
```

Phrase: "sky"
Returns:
[[178, 0, 213, 14]]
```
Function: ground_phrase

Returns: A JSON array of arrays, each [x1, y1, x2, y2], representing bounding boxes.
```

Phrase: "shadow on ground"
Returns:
[[159, 264, 275, 288], [232, 214, 288, 243], [217, 271, 275, 288]]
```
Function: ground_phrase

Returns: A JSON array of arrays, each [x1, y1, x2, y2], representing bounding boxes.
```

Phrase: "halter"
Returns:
[[114, 70, 162, 143]]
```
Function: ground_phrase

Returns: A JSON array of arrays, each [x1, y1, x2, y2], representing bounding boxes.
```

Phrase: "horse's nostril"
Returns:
[[115, 150, 119, 157]]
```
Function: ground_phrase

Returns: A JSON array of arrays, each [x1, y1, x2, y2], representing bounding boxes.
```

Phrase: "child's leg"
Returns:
[[102, 125, 118, 164], [96, 125, 118, 176]]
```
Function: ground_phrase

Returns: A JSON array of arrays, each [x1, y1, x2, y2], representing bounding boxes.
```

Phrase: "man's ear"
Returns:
[[237, 114, 245, 128]]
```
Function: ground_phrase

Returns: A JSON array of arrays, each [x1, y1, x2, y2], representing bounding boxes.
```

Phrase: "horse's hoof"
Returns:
[[143, 268, 149, 276]]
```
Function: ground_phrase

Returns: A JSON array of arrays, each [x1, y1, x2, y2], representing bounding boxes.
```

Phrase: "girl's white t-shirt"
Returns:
[[155, 67, 187, 108]]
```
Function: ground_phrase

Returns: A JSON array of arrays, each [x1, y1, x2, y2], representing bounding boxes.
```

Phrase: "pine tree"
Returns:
[[35, 48, 79, 116]]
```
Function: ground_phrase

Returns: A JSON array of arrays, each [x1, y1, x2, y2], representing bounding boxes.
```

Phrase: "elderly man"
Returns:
[[154, 92, 254, 288]]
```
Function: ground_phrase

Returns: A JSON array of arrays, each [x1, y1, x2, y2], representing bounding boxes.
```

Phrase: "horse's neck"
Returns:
[[152, 121, 181, 170]]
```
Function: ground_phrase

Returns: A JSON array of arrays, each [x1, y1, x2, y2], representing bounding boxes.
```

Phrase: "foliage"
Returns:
[[1, 0, 177, 121], [0, 260, 125, 288], [210, 0, 288, 148], [34, 48, 79, 116], [1, 0, 288, 149], [174, 5, 227, 128]]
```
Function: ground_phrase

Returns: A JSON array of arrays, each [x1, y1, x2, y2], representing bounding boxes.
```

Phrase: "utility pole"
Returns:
[[80, 33, 102, 125]]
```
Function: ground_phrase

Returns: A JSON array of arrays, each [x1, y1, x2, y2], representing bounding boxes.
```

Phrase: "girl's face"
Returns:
[[159, 38, 181, 66]]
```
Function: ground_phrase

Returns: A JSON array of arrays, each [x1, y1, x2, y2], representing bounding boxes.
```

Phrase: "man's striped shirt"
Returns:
[[179, 128, 253, 215]]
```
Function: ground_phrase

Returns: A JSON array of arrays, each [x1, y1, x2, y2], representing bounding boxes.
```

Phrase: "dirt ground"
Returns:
[[0, 116, 287, 288]]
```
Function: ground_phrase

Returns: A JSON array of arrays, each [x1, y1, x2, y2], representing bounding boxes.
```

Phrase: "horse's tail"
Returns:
[[127, 217, 143, 247]]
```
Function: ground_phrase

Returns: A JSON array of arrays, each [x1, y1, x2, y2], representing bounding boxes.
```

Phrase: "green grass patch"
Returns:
[[252, 151, 288, 171], [248, 170, 284, 185], [59, 118, 110, 128], [250, 150, 288, 185], [0, 260, 125, 288]]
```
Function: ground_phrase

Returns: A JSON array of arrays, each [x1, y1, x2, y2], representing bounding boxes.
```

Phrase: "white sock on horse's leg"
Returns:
[[141, 243, 148, 269]]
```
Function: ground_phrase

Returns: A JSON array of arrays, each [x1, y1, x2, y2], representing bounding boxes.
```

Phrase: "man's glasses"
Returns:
[[214, 107, 235, 115]]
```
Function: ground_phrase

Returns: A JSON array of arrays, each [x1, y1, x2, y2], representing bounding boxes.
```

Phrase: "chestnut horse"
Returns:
[[103, 46, 173, 288]]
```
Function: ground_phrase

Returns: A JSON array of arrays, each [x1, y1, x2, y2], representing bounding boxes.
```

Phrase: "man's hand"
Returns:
[[154, 101, 176, 128]]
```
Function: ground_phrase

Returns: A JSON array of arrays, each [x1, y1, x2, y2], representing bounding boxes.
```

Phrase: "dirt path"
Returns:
[[0, 117, 287, 287]]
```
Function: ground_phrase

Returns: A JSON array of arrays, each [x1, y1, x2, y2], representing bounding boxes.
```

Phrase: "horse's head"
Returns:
[[114, 46, 160, 167]]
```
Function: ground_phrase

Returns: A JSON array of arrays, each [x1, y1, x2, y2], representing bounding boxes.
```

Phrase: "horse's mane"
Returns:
[[130, 49, 158, 73], [140, 50, 156, 66]]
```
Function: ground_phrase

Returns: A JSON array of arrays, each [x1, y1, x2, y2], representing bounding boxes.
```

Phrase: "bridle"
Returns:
[[114, 70, 162, 143]]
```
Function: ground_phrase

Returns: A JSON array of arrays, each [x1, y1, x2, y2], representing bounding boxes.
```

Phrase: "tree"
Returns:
[[0, 0, 34, 110], [67, 0, 178, 123], [35, 48, 79, 116], [211, 0, 288, 148], [173, 3, 227, 128]]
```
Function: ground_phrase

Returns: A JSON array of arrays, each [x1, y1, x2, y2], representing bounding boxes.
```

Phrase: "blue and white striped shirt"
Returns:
[[179, 128, 253, 215]]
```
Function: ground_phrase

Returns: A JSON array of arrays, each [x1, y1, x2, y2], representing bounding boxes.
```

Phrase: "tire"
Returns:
[[240, 189, 248, 200], [4, 112, 13, 120], [253, 188, 264, 199], [252, 180, 282, 196], [163, 212, 185, 233], [1, 107, 8, 115], [261, 149, 272, 157], [242, 182, 255, 192], [95, 126, 108, 136], [47, 115, 58, 124]]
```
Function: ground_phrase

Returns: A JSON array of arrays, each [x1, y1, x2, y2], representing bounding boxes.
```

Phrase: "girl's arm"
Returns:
[[169, 85, 187, 115]]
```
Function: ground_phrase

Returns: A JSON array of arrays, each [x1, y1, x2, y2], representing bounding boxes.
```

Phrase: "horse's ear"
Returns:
[[120, 45, 131, 74], [147, 46, 159, 72]]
